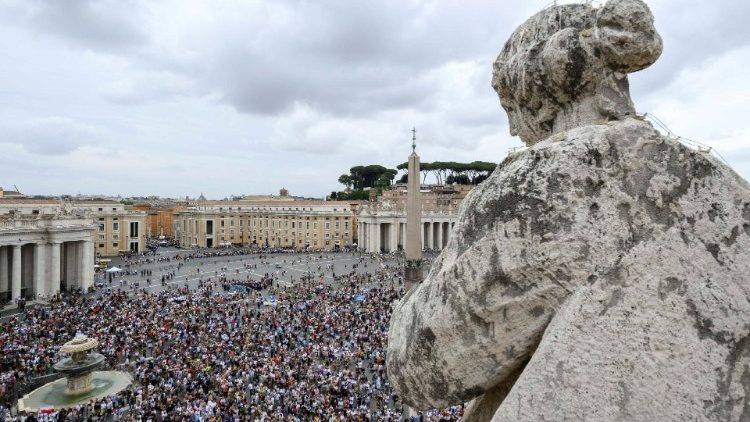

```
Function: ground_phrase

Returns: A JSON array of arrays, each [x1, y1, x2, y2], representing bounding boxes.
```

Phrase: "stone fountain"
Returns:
[[17, 335, 132, 414], [53, 335, 106, 396]]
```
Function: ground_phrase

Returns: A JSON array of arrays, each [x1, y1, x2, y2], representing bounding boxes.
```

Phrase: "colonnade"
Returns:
[[357, 220, 456, 253], [0, 240, 94, 304]]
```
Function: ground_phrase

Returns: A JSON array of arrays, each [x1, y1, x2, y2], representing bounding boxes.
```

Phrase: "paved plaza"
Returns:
[[98, 248, 415, 294]]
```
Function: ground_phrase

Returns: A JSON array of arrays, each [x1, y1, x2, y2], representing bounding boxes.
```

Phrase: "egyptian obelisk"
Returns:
[[404, 128, 423, 291]]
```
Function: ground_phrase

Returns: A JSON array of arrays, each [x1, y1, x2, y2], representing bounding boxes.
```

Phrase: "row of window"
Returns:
[[97, 222, 140, 237], [206, 207, 346, 212], [216, 231, 349, 239], [216, 219, 348, 228], [99, 222, 118, 231], [217, 222, 346, 231], [183, 219, 350, 234], [96, 242, 140, 252], [228, 238, 342, 246]]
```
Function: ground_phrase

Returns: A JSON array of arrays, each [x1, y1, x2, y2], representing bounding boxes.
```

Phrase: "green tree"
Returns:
[[420, 162, 433, 184], [465, 161, 496, 183], [346, 165, 398, 189], [349, 166, 366, 189], [338, 174, 353, 190], [432, 161, 454, 185], [447, 174, 470, 185]]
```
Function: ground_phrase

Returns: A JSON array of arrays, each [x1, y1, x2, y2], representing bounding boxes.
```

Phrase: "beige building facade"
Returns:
[[175, 200, 361, 250], [88, 207, 148, 257], [0, 199, 147, 258]]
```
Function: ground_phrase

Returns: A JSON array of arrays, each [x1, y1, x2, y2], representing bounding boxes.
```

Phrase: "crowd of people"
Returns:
[[0, 250, 462, 421]]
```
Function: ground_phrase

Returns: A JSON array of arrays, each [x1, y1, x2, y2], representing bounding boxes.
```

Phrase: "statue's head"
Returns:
[[492, 0, 662, 145]]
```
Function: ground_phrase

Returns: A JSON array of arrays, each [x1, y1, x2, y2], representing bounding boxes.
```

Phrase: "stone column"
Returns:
[[50, 242, 61, 296], [378, 223, 384, 252], [80, 240, 94, 291], [436, 221, 443, 251], [77, 241, 84, 287], [22, 247, 34, 290], [357, 221, 367, 250], [34, 243, 46, 299], [382, 223, 388, 252], [65, 242, 78, 289], [11, 244, 21, 300], [365, 223, 369, 251], [0, 246, 8, 294], [374, 223, 380, 252], [367, 222, 372, 252], [427, 222, 434, 250], [362, 223, 366, 249], [390, 223, 398, 252], [367, 223, 372, 252], [370, 223, 379, 253]]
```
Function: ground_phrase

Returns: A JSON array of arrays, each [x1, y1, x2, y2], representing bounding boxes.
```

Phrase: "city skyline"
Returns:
[[1, 0, 749, 198]]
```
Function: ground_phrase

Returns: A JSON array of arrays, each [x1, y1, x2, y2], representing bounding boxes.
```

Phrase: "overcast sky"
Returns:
[[1, 0, 748, 199]]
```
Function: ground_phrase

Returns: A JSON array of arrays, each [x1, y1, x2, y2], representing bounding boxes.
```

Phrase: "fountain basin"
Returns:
[[53, 353, 105, 376], [17, 370, 132, 414]]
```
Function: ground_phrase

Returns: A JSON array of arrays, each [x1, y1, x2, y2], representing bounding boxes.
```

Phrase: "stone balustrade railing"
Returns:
[[362, 205, 460, 217], [0, 216, 95, 231]]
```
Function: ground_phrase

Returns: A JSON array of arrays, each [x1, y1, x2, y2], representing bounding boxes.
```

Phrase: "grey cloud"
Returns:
[[631, 0, 750, 95], [165, 0, 535, 117], [2, 0, 533, 116], [450, 105, 505, 129], [26, 0, 149, 51], [104, 71, 197, 104], [216, 53, 437, 116], [0, 0, 747, 198], [3, 117, 101, 155]]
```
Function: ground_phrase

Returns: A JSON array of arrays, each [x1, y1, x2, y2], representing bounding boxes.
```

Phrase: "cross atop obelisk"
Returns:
[[404, 127, 423, 291]]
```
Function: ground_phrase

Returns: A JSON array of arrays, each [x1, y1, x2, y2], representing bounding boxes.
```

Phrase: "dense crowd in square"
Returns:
[[0, 249, 462, 421]]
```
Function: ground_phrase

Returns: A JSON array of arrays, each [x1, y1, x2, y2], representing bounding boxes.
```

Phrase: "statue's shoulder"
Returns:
[[456, 118, 748, 248], [462, 119, 655, 210]]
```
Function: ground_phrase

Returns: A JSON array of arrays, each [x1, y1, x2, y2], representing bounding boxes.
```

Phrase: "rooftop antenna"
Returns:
[[411, 127, 417, 153]]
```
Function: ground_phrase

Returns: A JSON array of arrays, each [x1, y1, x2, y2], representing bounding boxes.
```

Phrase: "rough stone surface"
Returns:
[[491, 0, 662, 146], [386, 1, 750, 420]]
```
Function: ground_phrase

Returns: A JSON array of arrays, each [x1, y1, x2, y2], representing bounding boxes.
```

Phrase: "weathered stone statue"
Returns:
[[386, 1, 750, 421]]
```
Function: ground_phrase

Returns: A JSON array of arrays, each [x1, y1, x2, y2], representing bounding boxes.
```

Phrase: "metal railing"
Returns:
[[545, 0, 602, 9], [638, 112, 730, 166]]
